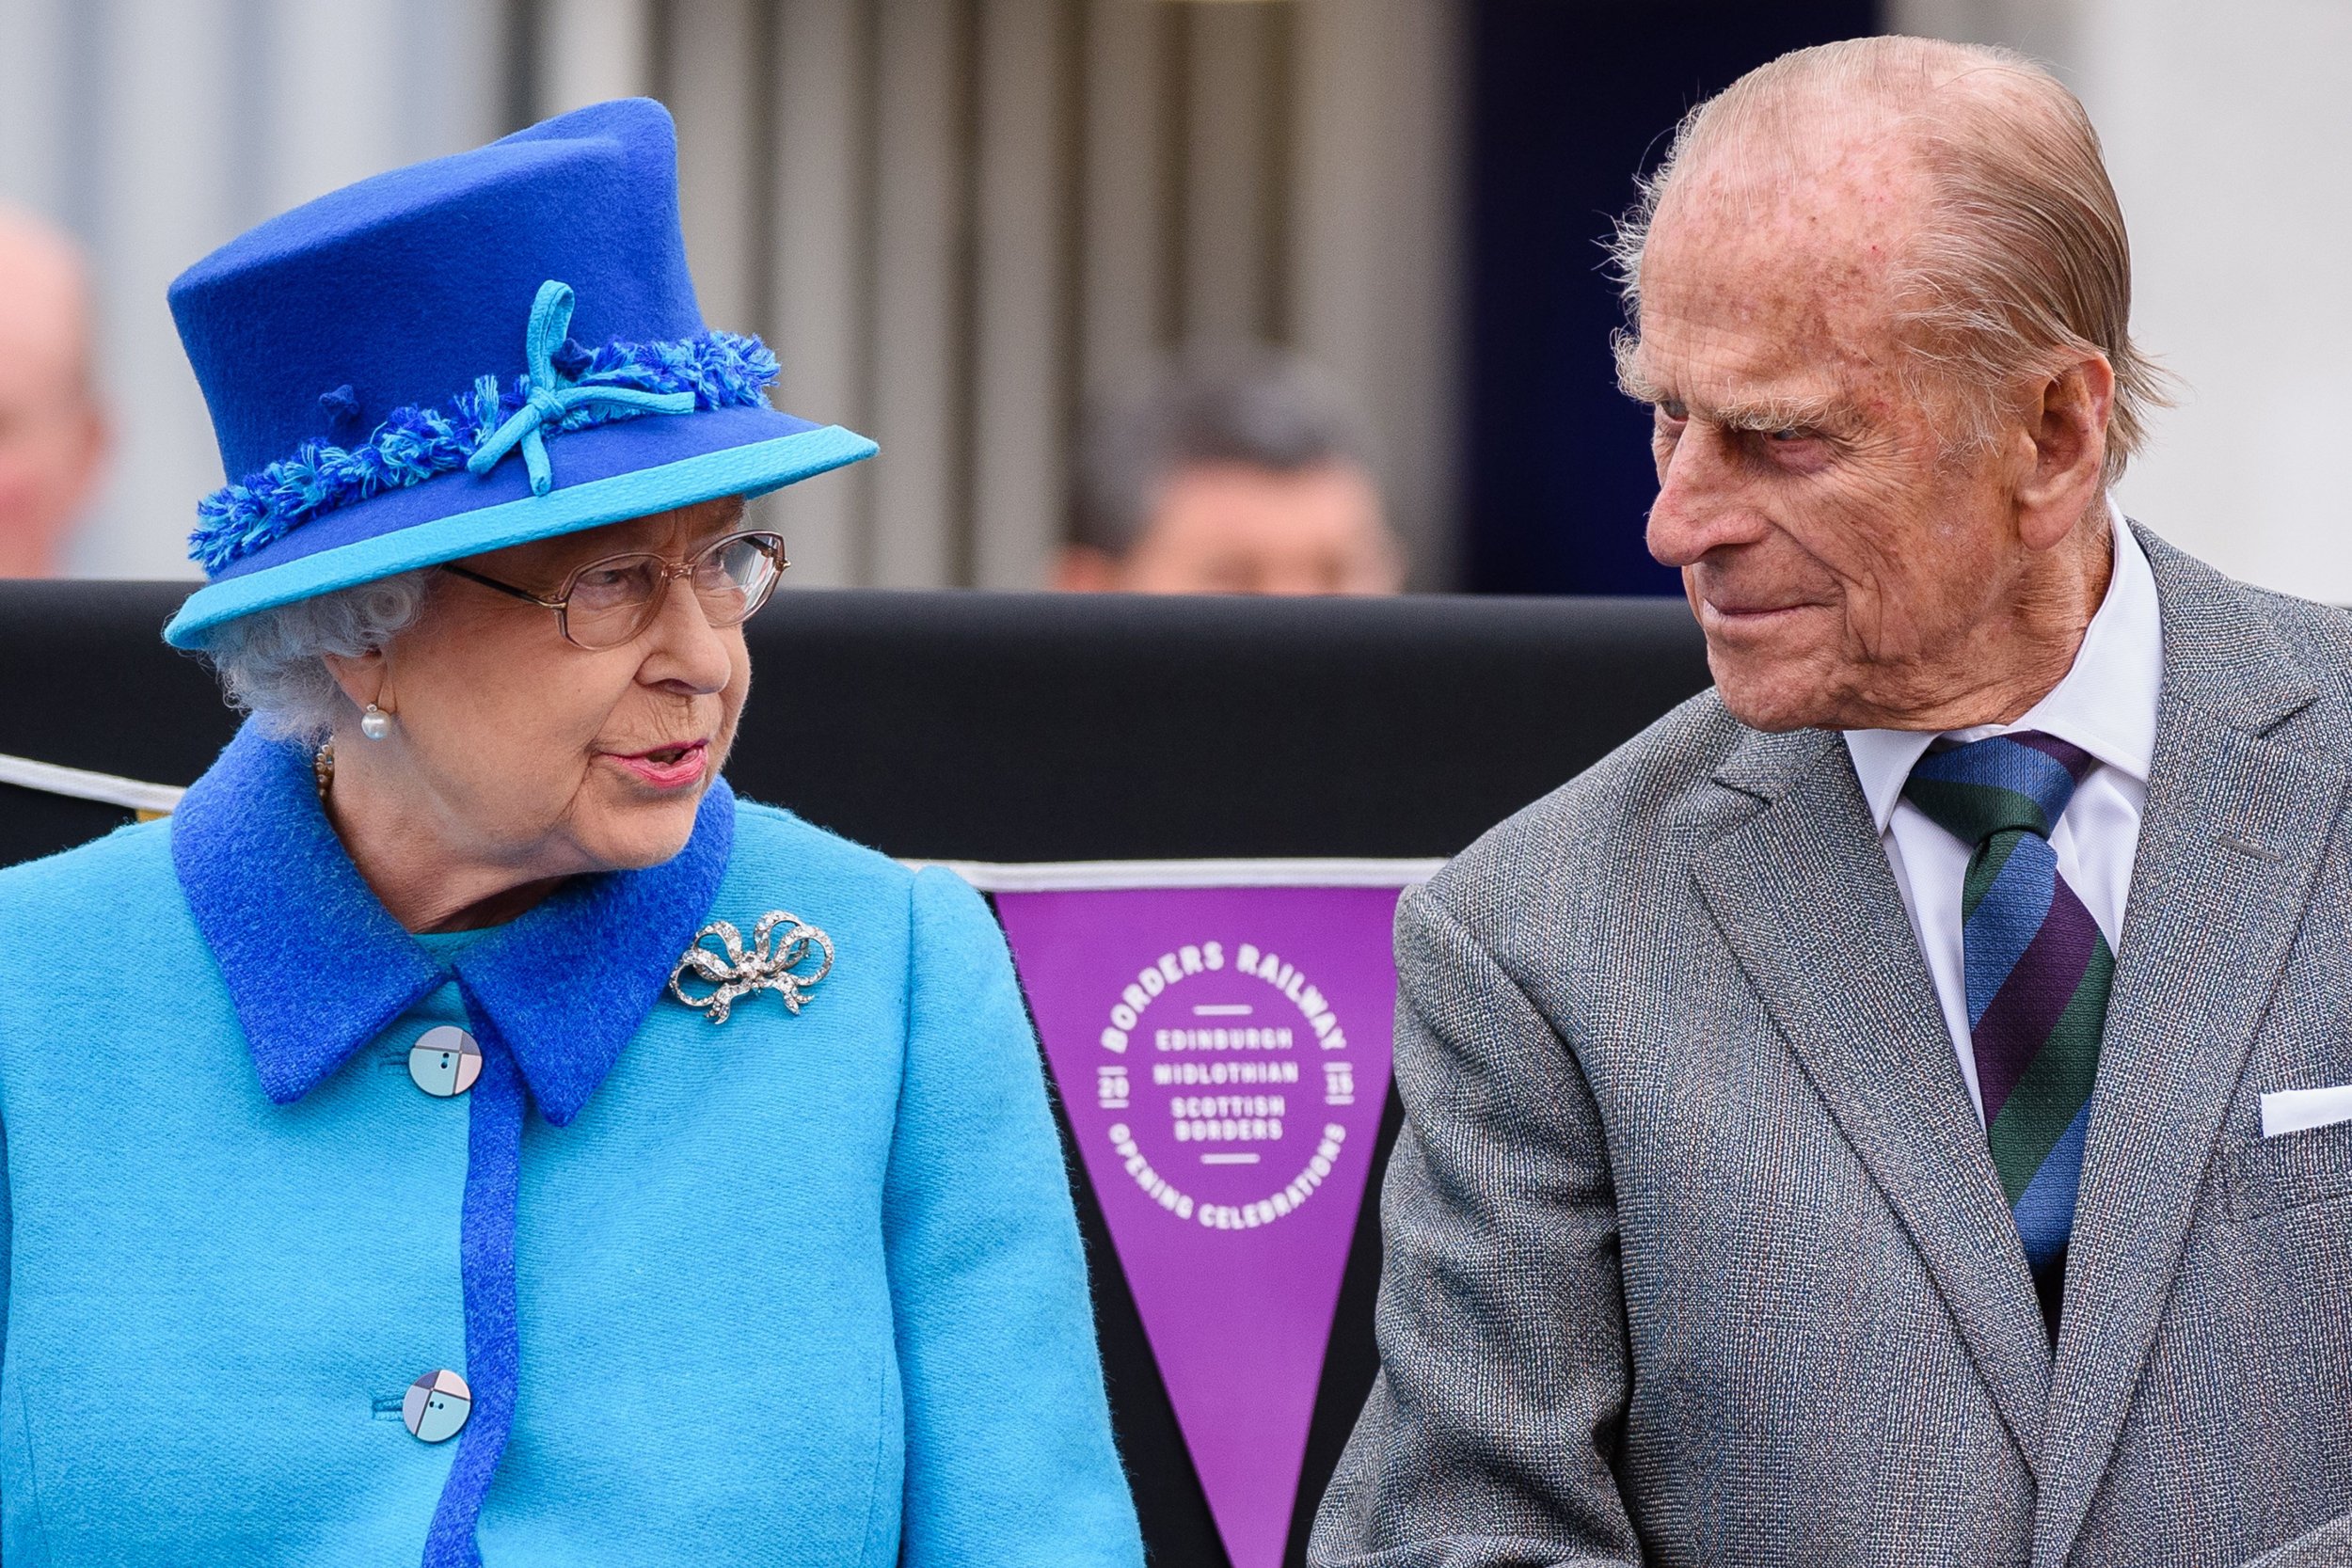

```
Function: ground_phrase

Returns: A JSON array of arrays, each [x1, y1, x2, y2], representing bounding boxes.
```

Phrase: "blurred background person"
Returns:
[[0, 205, 106, 578], [1059, 349, 1405, 595]]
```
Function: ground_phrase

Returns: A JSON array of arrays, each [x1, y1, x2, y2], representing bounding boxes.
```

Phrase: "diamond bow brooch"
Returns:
[[667, 911, 835, 1024]]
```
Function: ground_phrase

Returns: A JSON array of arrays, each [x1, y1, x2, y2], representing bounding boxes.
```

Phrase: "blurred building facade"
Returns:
[[0, 0, 1461, 591], [1897, 0, 2352, 601], [0, 0, 2344, 597]]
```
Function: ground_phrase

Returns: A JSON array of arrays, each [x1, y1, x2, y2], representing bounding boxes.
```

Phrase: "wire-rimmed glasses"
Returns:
[[442, 530, 789, 650]]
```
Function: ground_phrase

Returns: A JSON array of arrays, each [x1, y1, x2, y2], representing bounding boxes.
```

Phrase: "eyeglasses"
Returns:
[[441, 530, 789, 651]]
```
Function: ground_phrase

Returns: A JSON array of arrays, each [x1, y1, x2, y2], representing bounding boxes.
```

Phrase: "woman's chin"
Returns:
[[572, 785, 709, 872]]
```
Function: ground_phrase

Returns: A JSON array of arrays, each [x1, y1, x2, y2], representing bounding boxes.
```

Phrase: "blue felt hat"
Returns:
[[162, 99, 874, 649]]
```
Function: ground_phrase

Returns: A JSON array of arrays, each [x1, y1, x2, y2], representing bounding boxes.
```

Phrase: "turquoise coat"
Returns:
[[0, 726, 1143, 1566]]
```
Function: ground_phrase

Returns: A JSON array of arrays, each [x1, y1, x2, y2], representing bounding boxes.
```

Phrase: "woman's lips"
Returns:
[[605, 739, 709, 790]]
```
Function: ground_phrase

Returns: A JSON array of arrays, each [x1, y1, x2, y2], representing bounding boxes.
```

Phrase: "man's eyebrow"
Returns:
[[1613, 355, 1853, 434], [1707, 394, 1853, 434], [1613, 338, 1665, 405]]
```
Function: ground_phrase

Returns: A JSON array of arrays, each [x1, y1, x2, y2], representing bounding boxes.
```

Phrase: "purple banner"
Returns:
[[995, 883, 1402, 1568]]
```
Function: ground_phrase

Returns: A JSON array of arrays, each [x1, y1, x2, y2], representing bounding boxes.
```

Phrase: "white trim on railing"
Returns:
[[0, 760, 1451, 890], [912, 857, 1446, 893], [0, 752, 187, 816]]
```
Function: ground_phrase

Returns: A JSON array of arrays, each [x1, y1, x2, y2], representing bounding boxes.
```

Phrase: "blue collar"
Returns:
[[171, 722, 734, 1126]]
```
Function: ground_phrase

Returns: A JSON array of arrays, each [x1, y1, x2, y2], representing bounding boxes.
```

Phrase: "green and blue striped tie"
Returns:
[[1905, 731, 2109, 1336]]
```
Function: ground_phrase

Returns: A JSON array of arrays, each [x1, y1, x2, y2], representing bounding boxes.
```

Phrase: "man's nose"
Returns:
[[1645, 425, 1761, 569]]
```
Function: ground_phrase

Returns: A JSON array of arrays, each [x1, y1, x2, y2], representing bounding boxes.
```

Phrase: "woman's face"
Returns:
[[330, 498, 755, 885]]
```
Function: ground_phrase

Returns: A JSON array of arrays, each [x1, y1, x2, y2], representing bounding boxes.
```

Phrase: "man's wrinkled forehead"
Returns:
[[1655, 116, 1927, 290], [1630, 127, 1928, 407]]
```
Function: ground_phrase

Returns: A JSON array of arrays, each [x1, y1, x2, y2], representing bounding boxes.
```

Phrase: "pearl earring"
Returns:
[[359, 703, 393, 741]]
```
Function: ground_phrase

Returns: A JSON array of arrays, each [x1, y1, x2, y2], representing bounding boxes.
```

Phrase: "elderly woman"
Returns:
[[0, 102, 1142, 1567]]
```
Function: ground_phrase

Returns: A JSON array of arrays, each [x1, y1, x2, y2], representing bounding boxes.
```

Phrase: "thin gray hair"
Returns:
[[1609, 36, 2170, 484], [199, 572, 431, 739]]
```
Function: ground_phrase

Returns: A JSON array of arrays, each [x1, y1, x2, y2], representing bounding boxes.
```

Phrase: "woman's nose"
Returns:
[[640, 573, 734, 692]]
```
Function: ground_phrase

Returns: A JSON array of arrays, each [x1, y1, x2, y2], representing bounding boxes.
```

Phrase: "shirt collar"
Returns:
[[171, 721, 734, 1125], [1843, 503, 2162, 834]]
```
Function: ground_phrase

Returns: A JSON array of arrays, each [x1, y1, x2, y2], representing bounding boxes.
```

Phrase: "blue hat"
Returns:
[[162, 99, 874, 649]]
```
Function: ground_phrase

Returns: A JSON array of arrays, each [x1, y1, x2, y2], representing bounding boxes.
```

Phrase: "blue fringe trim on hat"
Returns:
[[189, 332, 781, 575]]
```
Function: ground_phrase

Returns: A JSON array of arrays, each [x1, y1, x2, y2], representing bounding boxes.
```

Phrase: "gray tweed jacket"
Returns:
[[1309, 531, 2352, 1568]]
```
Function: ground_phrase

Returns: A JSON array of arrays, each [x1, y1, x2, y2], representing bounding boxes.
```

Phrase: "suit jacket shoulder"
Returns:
[[1416, 684, 1827, 992], [2141, 527, 2352, 757]]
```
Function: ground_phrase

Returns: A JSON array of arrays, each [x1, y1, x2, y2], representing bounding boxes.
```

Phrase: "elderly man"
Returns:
[[1311, 37, 2352, 1568], [0, 205, 105, 575]]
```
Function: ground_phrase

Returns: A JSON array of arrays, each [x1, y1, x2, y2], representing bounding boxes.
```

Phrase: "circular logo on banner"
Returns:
[[1091, 939, 1360, 1230]]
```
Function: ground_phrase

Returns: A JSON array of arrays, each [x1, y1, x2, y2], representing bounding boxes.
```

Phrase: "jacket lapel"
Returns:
[[174, 721, 738, 1124], [2034, 533, 2343, 1565], [1693, 726, 2056, 1469], [173, 723, 448, 1101]]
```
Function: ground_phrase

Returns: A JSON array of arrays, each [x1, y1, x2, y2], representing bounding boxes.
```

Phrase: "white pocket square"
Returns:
[[2261, 1084, 2352, 1138]]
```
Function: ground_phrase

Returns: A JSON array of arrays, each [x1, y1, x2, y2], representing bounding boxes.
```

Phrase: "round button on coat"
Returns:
[[408, 1025, 483, 1098], [403, 1369, 472, 1443]]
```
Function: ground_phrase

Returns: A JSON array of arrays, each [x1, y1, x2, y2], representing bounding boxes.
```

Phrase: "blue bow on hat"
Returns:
[[163, 98, 876, 650], [464, 279, 698, 498]]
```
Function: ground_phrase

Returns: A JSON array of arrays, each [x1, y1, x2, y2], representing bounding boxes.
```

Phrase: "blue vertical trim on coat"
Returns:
[[423, 995, 526, 1568]]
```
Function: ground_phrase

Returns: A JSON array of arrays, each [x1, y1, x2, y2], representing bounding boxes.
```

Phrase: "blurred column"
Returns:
[[262, 0, 422, 213], [78, 0, 246, 578], [768, 0, 873, 587], [538, 0, 653, 115], [868, 0, 969, 587], [0, 0, 73, 218], [401, 0, 508, 166], [971, 0, 1073, 590], [1180, 0, 1283, 345], [666, 0, 761, 335], [2070, 0, 2352, 596], [1078, 0, 1172, 399], [1292, 0, 1465, 589], [1888, 0, 2081, 70]]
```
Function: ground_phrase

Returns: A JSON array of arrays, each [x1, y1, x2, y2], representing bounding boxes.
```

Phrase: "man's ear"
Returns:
[[321, 647, 389, 714], [2016, 354, 2114, 552]]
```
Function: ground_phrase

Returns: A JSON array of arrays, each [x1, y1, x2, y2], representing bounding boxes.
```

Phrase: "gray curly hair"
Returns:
[[199, 572, 431, 739]]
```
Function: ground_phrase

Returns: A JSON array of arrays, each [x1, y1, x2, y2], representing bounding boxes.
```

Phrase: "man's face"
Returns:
[[0, 226, 103, 578], [1115, 460, 1401, 595], [1628, 144, 2036, 733]]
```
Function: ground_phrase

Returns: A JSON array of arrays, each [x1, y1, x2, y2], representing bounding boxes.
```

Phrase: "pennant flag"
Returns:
[[996, 881, 1402, 1568]]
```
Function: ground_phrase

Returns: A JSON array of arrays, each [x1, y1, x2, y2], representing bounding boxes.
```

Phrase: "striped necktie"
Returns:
[[1903, 731, 2109, 1336]]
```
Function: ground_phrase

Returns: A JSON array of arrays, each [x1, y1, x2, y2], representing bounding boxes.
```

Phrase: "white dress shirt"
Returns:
[[1841, 510, 2161, 1124]]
